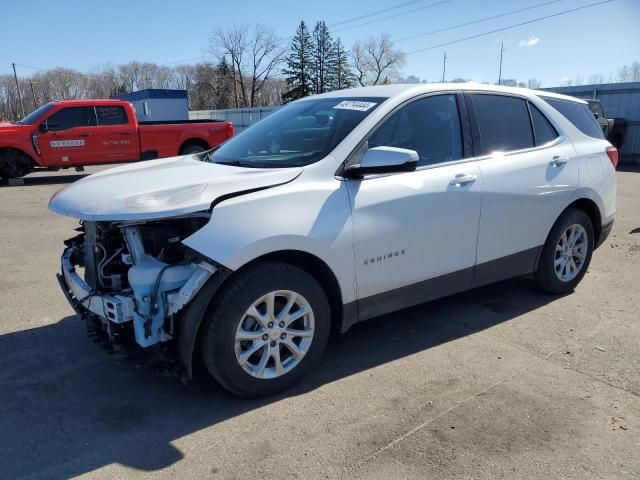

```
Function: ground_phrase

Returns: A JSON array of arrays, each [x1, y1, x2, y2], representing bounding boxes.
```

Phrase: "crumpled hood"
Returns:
[[48, 155, 302, 221]]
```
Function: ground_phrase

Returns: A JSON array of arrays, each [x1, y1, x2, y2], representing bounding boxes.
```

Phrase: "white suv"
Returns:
[[51, 84, 617, 397]]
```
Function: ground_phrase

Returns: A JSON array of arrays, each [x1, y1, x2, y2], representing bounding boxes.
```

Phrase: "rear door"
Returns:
[[91, 105, 140, 163], [37, 106, 97, 166], [468, 93, 579, 286]]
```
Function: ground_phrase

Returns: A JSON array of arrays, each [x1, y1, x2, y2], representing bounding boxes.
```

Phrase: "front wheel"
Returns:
[[201, 261, 330, 397], [535, 208, 594, 294]]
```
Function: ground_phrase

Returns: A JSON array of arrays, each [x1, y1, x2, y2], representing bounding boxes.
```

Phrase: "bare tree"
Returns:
[[527, 78, 542, 89], [351, 34, 405, 86], [210, 24, 285, 107]]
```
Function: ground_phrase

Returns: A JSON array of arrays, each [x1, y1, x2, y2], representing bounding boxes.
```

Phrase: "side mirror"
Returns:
[[39, 122, 58, 132], [344, 146, 419, 178]]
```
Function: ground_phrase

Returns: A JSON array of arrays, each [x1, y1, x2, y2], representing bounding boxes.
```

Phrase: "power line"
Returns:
[[333, 0, 450, 33], [329, 0, 436, 28], [406, 0, 614, 56], [397, 0, 565, 42]]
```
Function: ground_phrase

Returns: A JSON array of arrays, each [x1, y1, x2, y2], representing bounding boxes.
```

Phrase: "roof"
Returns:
[[308, 83, 585, 104], [112, 89, 187, 101], [51, 98, 130, 105]]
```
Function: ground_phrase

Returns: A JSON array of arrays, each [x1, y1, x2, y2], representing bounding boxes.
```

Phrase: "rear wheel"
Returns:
[[201, 261, 330, 397], [180, 144, 207, 155], [535, 208, 594, 294]]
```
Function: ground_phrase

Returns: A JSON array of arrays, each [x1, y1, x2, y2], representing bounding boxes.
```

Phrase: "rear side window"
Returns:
[[542, 98, 604, 139], [96, 106, 128, 125], [529, 103, 559, 146], [471, 94, 534, 154], [46, 107, 96, 131]]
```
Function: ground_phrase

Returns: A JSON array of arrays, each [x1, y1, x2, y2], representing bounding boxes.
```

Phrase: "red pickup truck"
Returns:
[[0, 99, 233, 179]]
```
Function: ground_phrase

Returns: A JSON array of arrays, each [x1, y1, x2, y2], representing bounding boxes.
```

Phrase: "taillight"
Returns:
[[606, 146, 618, 169], [226, 123, 234, 138]]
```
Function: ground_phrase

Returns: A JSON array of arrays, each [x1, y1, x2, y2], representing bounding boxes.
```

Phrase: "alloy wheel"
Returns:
[[554, 223, 588, 282], [234, 290, 315, 380]]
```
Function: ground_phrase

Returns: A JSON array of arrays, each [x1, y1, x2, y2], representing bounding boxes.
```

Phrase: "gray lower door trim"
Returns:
[[341, 246, 542, 332]]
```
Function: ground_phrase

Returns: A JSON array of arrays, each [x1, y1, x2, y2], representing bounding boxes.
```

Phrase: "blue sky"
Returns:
[[2, 0, 639, 87]]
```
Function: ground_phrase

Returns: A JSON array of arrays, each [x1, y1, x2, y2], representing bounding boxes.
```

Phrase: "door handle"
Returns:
[[550, 156, 568, 167], [120, 131, 133, 135], [450, 174, 477, 186]]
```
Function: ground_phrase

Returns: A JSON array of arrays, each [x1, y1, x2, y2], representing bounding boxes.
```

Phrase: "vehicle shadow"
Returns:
[[0, 173, 89, 187], [0, 276, 558, 478]]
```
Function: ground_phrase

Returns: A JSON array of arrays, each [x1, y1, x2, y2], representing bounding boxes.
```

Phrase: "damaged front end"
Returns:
[[58, 214, 220, 351]]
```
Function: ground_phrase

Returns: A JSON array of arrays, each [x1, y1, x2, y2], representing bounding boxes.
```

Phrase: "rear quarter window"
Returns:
[[542, 97, 604, 140]]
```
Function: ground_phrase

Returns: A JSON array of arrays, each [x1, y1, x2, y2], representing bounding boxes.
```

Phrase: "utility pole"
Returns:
[[29, 80, 37, 109], [498, 41, 505, 85], [12, 62, 26, 118], [442, 51, 447, 83]]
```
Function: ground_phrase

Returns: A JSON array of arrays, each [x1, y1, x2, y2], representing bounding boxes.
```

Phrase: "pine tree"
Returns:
[[282, 21, 314, 103], [329, 38, 355, 91], [311, 21, 333, 94], [214, 57, 234, 109]]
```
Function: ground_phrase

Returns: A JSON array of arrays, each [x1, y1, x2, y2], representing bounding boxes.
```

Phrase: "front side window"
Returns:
[[368, 94, 463, 167], [472, 94, 534, 154], [542, 97, 604, 140], [45, 107, 96, 131], [96, 105, 128, 125], [209, 97, 385, 168], [529, 103, 559, 146]]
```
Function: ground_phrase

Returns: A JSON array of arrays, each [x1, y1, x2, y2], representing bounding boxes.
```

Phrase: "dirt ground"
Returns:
[[1, 165, 639, 479]]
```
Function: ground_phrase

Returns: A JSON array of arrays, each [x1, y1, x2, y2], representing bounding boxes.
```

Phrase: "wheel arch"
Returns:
[[566, 197, 602, 246], [0, 146, 38, 178], [178, 137, 210, 155], [177, 249, 346, 379]]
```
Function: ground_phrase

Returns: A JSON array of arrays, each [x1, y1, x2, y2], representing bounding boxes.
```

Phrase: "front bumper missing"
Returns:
[[59, 247, 135, 323], [58, 245, 217, 348]]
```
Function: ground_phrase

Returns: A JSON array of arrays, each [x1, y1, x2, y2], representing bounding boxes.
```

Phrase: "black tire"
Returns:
[[201, 261, 331, 398], [535, 208, 594, 294], [180, 144, 206, 155], [0, 149, 31, 179]]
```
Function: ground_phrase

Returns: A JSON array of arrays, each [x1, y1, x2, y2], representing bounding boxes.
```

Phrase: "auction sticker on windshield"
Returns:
[[333, 100, 377, 111]]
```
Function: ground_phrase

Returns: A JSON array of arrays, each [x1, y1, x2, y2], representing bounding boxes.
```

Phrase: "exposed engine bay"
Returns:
[[60, 214, 218, 348]]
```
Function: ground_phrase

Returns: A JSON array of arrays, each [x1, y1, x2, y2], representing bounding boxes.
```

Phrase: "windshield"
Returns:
[[208, 97, 385, 168], [18, 103, 55, 125]]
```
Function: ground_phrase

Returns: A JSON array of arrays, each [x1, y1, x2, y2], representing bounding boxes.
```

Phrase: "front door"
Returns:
[[347, 94, 482, 320], [37, 106, 97, 166]]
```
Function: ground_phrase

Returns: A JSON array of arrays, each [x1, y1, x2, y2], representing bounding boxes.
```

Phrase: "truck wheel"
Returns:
[[535, 208, 594, 294], [201, 261, 330, 397], [180, 144, 206, 155], [0, 149, 32, 179]]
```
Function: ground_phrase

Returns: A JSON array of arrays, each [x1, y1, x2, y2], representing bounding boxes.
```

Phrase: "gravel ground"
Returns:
[[1, 165, 639, 479]]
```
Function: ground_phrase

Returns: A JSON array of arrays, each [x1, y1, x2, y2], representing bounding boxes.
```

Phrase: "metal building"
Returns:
[[542, 82, 640, 164], [114, 89, 188, 122], [190, 107, 280, 133]]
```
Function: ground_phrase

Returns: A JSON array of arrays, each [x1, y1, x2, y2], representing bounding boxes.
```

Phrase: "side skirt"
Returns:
[[341, 246, 541, 332]]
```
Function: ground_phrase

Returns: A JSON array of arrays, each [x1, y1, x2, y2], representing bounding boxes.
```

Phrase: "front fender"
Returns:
[[182, 176, 356, 303]]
